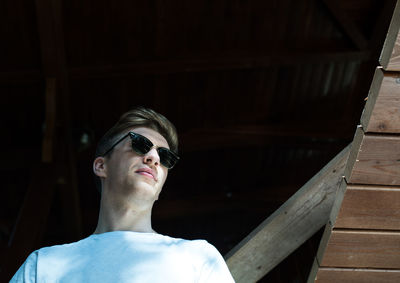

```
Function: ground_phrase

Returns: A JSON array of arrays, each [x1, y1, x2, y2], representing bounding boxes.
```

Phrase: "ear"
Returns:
[[93, 157, 107, 178]]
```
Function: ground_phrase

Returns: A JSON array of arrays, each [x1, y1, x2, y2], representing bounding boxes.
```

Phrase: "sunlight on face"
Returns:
[[104, 127, 169, 202]]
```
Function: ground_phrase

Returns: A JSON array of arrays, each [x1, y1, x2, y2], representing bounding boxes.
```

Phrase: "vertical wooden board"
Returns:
[[315, 268, 400, 283], [316, 222, 333, 266], [387, 30, 400, 71], [335, 185, 400, 230], [306, 258, 320, 283], [320, 230, 400, 269], [345, 133, 400, 186], [344, 127, 364, 183], [360, 68, 383, 132], [328, 178, 347, 227], [362, 72, 400, 133], [379, 0, 400, 70]]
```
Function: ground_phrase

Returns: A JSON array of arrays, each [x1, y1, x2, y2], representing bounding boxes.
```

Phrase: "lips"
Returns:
[[135, 167, 157, 181]]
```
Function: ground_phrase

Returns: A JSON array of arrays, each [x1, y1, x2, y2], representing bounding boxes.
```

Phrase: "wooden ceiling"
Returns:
[[1, 0, 397, 281]]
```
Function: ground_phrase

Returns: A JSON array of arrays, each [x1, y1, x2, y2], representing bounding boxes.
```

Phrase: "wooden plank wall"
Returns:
[[308, 2, 400, 282]]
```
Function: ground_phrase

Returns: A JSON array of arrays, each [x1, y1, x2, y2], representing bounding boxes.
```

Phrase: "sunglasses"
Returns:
[[102, 132, 180, 169]]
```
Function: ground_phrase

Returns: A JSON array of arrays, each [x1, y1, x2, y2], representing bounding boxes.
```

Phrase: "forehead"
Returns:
[[129, 127, 169, 149]]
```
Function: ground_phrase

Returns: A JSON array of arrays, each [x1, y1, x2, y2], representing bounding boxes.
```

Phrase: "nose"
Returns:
[[143, 147, 160, 167]]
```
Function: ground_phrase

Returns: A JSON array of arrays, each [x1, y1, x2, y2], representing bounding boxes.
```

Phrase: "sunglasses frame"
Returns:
[[101, 131, 180, 169]]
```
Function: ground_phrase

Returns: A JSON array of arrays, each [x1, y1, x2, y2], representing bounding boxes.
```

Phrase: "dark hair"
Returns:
[[94, 107, 178, 192]]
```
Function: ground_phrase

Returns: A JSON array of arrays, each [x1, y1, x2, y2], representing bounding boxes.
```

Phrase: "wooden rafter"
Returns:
[[35, 0, 83, 242], [69, 51, 371, 78], [42, 77, 56, 163], [322, 0, 368, 50]]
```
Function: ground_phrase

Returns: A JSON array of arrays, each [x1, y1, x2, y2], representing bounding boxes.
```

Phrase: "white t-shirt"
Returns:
[[10, 231, 235, 283]]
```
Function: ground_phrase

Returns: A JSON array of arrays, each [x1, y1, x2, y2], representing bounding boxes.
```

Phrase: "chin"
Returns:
[[130, 181, 160, 198]]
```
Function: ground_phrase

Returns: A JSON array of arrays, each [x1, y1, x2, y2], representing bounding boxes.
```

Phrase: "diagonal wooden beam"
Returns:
[[224, 145, 350, 283], [322, 0, 368, 50]]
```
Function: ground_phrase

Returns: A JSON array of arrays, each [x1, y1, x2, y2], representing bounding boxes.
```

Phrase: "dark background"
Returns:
[[1, 0, 396, 281]]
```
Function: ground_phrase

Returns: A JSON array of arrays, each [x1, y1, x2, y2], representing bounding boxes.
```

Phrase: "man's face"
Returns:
[[102, 127, 169, 202]]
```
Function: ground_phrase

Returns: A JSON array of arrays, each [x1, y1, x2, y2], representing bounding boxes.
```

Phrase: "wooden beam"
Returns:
[[224, 145, 350, 283], [380, 0, 400, 70], [345, 129, 400, 186], [42, 77, 56, 163], [69, 51, 371, 79], [36, 0, 82, 240], [361, 68, 400, 133], [322, 0, 368, 50], [0, 51, 370, 83]]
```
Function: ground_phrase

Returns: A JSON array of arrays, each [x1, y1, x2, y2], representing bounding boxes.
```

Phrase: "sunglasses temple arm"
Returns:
[[101, 133, 130, 157]]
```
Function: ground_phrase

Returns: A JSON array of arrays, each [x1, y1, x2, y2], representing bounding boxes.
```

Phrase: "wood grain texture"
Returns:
[[360, 68, 383, 132], [225, 145, 350, 283], [315, 268, 400, 283], [307, 258, 320, 283], [316, 221, 334, 270], [321, 230, 400, 269], [328, 178, 348, 227], [345, 132, 400, 185], [344, 127, 363, 184], [387, 29, 400, 71], [361, 71, 400, 133], [380, 0, 400, 70], [335, 185, 400, 230]]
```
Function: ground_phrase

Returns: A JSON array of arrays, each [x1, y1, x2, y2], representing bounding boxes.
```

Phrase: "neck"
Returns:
[[94, 189, 156, 234]]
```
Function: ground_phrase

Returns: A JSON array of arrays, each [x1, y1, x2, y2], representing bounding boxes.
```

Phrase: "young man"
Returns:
[[11, 107, 235, 282]]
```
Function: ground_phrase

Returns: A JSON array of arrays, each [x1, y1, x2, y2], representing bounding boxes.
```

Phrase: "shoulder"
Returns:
[[187, 240, 235, 283], [11, 236, 97, 282], [10, 251, 39, 283], [169, 238, 235, 282], [35, 236, 91, 259], [179, 239, 222, 257]]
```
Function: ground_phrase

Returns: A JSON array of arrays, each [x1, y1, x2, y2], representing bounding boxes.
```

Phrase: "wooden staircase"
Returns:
[[308, 1, 400, 281], [226, 1, 400, 282]]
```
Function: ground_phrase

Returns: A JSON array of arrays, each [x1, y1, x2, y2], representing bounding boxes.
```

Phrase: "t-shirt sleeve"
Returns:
[[198, 242, 235, 283], [9, 251, 38, 283]]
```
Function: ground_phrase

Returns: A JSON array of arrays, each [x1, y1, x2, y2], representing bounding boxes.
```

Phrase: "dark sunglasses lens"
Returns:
[[131, 134, 152, 154], [158, 148, 178, 169]]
